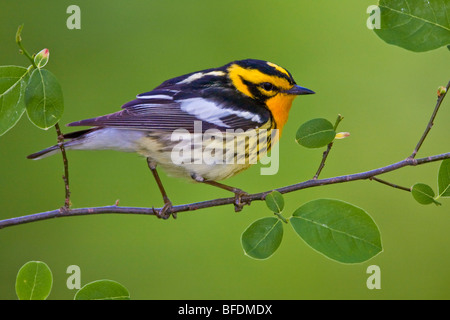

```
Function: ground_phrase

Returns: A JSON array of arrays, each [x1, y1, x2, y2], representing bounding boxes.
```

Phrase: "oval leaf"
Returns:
[[265, 191, 285, 213], [411, 183, 440, 205], [241, 217, 283, 260], [296, 118, 336, 148], [290, 199, 382, 264], [0, 66, 29, 136], [25, 68, 64, 129], [374, 0, 450, 52], [74, 279, 130, 300], [438, 159, 450, 198], [15, 261, 53, 300]]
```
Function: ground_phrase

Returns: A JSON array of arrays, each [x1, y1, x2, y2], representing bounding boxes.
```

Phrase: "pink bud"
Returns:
[[437, 86, 446, 97], [335, 132, 350, 139], [34, 48, 50, 68]]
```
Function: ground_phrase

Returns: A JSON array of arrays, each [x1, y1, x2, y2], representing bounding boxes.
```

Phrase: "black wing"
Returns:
[[68, 88, 270, 133]]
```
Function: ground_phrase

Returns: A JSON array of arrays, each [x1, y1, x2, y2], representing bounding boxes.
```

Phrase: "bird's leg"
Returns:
[[147, 159, 175, 219], [191, 174, 249, 212]]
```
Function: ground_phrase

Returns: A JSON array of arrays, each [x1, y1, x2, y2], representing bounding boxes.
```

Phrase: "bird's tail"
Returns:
[[27, 145, 61, 160], [27, 128, 96, 160]]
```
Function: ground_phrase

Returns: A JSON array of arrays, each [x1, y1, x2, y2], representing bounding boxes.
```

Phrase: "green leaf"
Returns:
[[15, 261, 53, 300], [290, 199, 382, 264], [25, 68, 64, 129], [411, 183, 440, 205], [74, 280, 130, 300], [374, 0, 450, 52], [296, 118, 336, 148], [265, 191, 284, 213], [241, 217, 283, 260], [0, 66, 30, 136], [438, 159, 450, 198]]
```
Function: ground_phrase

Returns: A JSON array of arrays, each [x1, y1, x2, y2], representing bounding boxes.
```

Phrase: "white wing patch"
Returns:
[[179, 98, 262, 128], [137, 94, 173, 100], [176, 71, 226, 85]]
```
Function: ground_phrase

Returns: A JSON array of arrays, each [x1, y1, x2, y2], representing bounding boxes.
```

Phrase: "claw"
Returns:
[[153, 201, 176, 219], [59, 206, 70, 214], [233, 190, 250, 212]]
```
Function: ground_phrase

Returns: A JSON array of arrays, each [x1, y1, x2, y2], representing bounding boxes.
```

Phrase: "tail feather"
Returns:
[[27, 127, 143, 160], [61, 128, 95, 139], [27, 145, 61, 160], [27, 128, 99, 160]]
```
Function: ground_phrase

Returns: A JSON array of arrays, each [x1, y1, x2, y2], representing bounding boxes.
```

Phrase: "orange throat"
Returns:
[[266, 94, 297, 136]]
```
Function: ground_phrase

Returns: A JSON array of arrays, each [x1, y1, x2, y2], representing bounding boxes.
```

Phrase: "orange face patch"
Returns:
[[227, 62, 299, 135], [265, 93, 297, 135]]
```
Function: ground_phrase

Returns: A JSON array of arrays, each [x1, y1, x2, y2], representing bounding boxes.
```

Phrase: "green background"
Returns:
[[0, 0, 449, 299]]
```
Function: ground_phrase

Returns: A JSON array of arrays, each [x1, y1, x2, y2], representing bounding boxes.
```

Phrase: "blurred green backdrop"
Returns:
[[0, 0, 449, 299]]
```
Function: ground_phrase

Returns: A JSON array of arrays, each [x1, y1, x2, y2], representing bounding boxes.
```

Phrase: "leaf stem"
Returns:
[[16, 25, 37, 69], [333, 114, 344, 131], [369, 176, 411, 192], [274, 212, 288, 224]]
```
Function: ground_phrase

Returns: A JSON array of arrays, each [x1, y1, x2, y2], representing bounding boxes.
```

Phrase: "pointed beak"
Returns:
[[284, 84, 315, 95]]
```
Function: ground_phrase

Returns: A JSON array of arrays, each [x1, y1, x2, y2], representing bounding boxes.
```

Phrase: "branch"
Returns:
[[410, 80, 450, 158], [0, 152, 448, 229], [313, 114, 344, 179], [369, 176, 411, 192], [364, 80, 450, 191], [54, 123, 71, 209]]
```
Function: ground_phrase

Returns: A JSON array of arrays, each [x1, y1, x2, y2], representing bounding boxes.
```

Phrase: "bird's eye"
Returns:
[[261, 82, 274, 91]]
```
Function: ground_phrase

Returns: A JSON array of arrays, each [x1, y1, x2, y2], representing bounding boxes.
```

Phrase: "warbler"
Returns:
[[28, 59, 314, 218]]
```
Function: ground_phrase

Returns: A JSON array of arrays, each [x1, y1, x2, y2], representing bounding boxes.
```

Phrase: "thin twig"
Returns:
[[15, 25, 37, 69], [368, 82, 450, 191], [0, 152, 448, 229], [313, 114, 344, 179], [54, 123, 70, 209], [410, 80, 450, 158], [369, 176, 411, 192], [314, 143, 333, 179]]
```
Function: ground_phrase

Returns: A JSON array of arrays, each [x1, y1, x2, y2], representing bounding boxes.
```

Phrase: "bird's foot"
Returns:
[[232, 189, 250, 212], [152, 200, 176, 220]]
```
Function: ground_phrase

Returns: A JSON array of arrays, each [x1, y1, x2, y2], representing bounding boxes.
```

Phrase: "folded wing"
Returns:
[[68, 89, 270, 133]]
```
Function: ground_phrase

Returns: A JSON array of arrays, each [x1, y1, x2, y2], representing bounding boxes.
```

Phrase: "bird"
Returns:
[[27, 59, 315, 218]]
